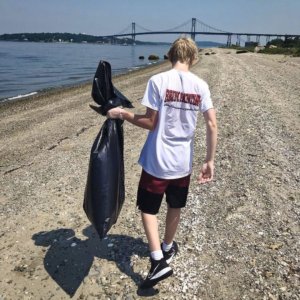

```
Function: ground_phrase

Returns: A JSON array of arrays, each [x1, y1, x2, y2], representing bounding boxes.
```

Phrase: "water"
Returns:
[[0, 41, 171, 102]]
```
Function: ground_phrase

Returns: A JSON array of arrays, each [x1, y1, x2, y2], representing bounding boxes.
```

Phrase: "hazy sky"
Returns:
[[0, 0, 299, 42]]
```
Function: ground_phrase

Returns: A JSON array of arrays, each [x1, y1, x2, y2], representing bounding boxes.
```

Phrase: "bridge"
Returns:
[[102, 18, 300, 46]]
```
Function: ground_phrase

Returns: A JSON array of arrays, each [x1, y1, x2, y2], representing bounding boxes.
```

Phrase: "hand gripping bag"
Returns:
[[83, 61, 133, 239]]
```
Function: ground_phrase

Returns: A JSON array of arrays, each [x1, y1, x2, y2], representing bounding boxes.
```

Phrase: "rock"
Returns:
[[236, 50, 248, 54], [148, 54, 159, 60], [254, 46, 265, 53], [268, 242, 283, 250]]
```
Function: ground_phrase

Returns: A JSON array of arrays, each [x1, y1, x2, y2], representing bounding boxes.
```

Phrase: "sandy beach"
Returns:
[[0, 48, 299, 299]]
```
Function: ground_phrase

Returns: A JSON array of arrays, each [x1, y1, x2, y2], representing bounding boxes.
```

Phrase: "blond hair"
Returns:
[[167, 37, 198, 66]]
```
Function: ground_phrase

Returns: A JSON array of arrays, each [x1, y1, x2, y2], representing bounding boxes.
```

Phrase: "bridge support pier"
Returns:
[[227, 34, 232, 47], [132, 22, 136, 44], [236, 34, 241, 46], [266, 35, 270, 44], [256, 35, 260, 45]]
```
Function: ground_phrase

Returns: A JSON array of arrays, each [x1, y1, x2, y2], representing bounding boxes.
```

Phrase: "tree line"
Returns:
[[0, 32, 135, 44]]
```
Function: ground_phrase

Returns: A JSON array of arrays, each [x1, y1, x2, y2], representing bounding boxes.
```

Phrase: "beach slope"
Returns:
[[0, 49, 299, 299]]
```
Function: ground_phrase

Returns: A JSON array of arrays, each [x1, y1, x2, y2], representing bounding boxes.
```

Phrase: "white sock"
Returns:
[[162, 241, 173, 252], [150, 250, 164, 261]]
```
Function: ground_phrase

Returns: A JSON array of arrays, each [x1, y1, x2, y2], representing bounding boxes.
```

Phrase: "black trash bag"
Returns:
[[83, 60, 133, 239], [91, 60, 133, 115], [84, 118, 125, 239]]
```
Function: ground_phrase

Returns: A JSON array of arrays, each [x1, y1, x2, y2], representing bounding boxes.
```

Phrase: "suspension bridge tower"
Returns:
[[132, 22, 136, 43], [191, 18, 196, 41]]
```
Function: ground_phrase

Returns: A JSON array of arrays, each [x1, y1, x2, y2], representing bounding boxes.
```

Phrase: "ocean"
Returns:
[[0, 41, 172, 102]]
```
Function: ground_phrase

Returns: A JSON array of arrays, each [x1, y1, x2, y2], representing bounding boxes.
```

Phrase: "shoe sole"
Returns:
[[139, 269, 173, 289]]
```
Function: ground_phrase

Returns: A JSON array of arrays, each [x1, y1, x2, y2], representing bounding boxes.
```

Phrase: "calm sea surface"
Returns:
[[0, 41, 172, 101]]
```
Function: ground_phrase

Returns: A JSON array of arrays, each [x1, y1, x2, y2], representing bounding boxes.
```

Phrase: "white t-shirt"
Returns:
[[138, 68, 213, 179]]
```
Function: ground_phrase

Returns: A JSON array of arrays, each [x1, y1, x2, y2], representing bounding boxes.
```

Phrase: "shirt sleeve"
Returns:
[[141, 78, 161, 111], [200, 82, 213, 113]]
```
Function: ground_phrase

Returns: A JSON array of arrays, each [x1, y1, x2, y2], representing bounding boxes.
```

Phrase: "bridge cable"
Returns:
[[160, 19, 192, 32], [116, 24, 132, 35], [135, 23, 153, 33], [135, 19, 192, 33], [196, 18, 231, 33]]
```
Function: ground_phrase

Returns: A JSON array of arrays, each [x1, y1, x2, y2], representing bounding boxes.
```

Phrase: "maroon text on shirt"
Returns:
[[164, 89, 201, 106]]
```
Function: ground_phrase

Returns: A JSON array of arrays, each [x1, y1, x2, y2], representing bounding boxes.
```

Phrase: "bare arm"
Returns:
[[198, 108, 217, 184], [106, 107, 158, 131]]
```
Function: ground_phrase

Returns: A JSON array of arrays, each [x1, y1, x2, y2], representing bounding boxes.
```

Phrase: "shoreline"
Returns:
[[0, 59, 168, 111], [0, 39, 173, 105]]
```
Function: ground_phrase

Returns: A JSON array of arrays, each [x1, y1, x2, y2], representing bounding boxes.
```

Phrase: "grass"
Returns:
[[222, 45, 300, 57], [259, 47, 300, 57]]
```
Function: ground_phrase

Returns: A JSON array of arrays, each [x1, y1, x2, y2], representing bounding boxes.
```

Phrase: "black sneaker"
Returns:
[[161, 241, 178, 264], [139, 258, 173, 289]]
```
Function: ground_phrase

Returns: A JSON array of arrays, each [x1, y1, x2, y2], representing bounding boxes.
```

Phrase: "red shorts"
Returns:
[[137, 169, 191, 215]]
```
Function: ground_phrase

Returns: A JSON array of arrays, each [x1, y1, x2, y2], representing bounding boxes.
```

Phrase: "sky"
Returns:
[[0, 0, 299, 43]]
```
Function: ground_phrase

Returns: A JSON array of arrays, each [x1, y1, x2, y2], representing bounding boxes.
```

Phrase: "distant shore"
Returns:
[[0, 33, 224, 47]]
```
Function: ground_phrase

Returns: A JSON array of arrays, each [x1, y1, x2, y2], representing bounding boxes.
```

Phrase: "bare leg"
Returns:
[[163, 207, 181, 244], [141, 212, 161, 252]]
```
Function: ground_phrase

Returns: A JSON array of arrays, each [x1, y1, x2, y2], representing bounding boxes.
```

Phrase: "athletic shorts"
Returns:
[[137, 169, 191, 215]]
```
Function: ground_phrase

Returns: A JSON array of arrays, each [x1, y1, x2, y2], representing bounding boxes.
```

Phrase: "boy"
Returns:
[[107, 37, 217, 289]]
